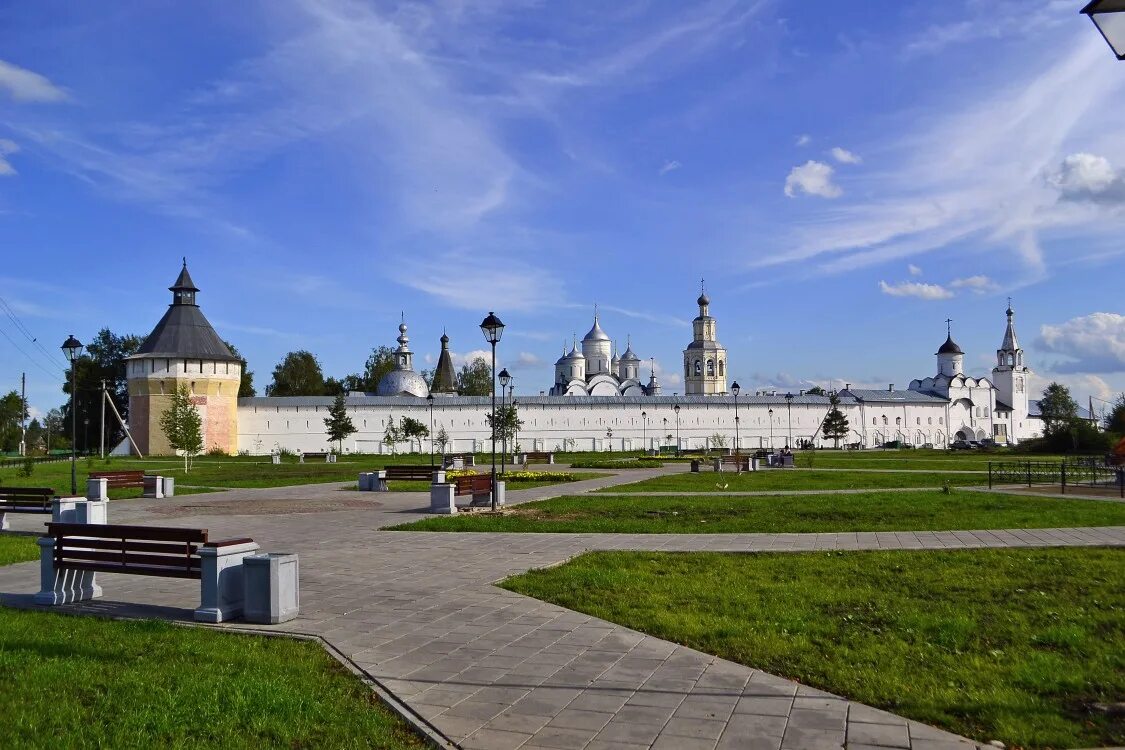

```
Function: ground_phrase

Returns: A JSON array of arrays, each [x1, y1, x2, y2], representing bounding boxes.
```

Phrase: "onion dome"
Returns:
[[937, 335, 963, 355], [583, 316, 610, 342]]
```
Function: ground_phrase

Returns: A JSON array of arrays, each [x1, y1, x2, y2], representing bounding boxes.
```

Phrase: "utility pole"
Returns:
[[19, 373, 26, 458], [100, 379, 107, 459]]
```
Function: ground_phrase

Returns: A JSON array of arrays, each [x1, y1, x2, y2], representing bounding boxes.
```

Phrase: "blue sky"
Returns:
[[2, 0, 1124, 420]]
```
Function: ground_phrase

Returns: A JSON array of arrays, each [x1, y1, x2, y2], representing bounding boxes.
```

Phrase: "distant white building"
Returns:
[[127, 263, 1073, 456]]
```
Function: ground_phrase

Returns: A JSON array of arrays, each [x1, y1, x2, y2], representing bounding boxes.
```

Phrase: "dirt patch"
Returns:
[[148, 497, 384, 516]]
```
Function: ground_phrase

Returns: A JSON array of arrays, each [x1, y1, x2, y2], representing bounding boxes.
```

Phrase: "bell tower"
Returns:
[[992, 300, 1030, 440], [683, 280, 728, 395]]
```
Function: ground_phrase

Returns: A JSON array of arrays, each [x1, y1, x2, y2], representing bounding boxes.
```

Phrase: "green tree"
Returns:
[[822, 392, 850, 449], [363, 346, 397, 391], [456, 357, 493, 396], [62, 328, 142, 453], [223, 340, 256, 397], [0, 390, 26, 453], [710, 433, 728, 449], [25, 418, 44, 453], [806, 385, 827, 396], [399, 416, 429, 453], [266, 351, 326, 396], [159, 384, 203, 471], [434, 425, 451, 454], [1039, 382, 1078, 438], [323, 393, 356, 452], [382, 414, 402, 455], [1104, 393, 1125, 434], [42, 408, 66, 452], [486, 404, 523, 457]]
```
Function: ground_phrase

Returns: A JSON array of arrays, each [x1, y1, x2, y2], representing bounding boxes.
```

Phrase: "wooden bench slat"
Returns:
[[55, 549, 203, 570], [55, 538, 203, 555], [47, 523, 209, 543]]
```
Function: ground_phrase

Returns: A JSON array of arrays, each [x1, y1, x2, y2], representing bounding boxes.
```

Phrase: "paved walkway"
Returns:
[[1, 471, 1122, 750]]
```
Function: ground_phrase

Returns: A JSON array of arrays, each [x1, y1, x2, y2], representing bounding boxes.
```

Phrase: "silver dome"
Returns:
[[583, 317, 610, 342], [376, 369, 430, 398]]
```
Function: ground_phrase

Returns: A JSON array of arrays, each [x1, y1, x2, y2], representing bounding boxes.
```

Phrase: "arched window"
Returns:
[[895, 417, 901, 426], [707, 359, 715, 377], [928, 417, 933, 425], [872, 418, 877, 425], [694, 360, 702, 376], [1008, 354, 1014, 366], [882, 416, 888, 425], [718, 360, 725, 376], [939, 417, 944, 425]]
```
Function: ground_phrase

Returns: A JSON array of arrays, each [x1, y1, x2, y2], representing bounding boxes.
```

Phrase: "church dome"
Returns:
[[376, 369, 430, 397], [583, 317, 609, 342], [697, 292, 710, 307], [564, 343, 585, 361], [621, 342, 640, 361], [937, 335, 963, 355]]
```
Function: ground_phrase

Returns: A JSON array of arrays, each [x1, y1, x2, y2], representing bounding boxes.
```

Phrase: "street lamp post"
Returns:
[[512, 399, 519, 458], [768, 407, 774, 451], [606, 428, 613, 452], [732, 381, 741, 459], [498, 368, 511, 475], [674, 404, 681, 454], [61, 334, 83, 496], [1082, 1, 1125, 60], [785, 392, 794, 450], [479, 312, 505, 511], [640, 410, 647, 455], [426, 393, 434, 468]]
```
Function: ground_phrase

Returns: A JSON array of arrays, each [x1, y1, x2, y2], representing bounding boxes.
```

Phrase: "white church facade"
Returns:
[[126, 263, 1051, 457]]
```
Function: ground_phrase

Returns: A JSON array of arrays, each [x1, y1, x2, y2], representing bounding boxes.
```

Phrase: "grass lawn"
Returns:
[[596, 469, 988, 494], [0, 609, 425, 749], [0, 534, 38, 566], [502, 547, 1125, 749], [390, 489, 1125, 533], [794, 449, 1075, 471]]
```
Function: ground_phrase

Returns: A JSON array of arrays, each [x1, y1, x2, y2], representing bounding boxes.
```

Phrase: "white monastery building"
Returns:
[[126, 264, 1057, 457]]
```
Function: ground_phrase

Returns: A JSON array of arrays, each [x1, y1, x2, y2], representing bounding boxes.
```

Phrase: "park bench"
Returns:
[[35, 522, 260, 622], [442, 453, 476, 469], [89, 470, 168, 499], [359, 464, 438, 492], [430, 473, 504, 513], [713, 455, 753, 473], [299, 451, 336, 463], [0, 487, 54, 530], [520, 451, 554, 465]]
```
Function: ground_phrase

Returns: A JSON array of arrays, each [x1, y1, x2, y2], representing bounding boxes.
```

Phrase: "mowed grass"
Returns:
[[502, 548, 1125, 749], [795, 449, 1074, 471], [390, 489, 1125, 533], [0, 610, 425, 750], [0, 534, 38, 566], [597, 469, 987, 494]]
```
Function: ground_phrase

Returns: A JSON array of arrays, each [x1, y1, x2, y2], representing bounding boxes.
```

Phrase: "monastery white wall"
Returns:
[[235, 395, 970, 455]]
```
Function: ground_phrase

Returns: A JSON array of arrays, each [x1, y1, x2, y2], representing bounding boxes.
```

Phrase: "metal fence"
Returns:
[[988, 459, 1125, 497]]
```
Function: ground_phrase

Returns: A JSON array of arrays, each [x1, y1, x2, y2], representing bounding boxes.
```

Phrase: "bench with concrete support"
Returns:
[[442, 453, 476, 470], [712, 455, 755, 473], [430, 473, 505, 514], [35, 523, 259, 622], [517, 451, 554, 465], [299, 451, 335, 463]]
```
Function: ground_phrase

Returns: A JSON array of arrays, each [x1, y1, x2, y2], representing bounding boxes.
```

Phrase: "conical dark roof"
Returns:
[[133, 263, 238, 361], [431, 332, 457, 394]]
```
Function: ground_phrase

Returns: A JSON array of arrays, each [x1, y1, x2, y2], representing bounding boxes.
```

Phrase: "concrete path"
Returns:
[[1, 473, 1122, 750]]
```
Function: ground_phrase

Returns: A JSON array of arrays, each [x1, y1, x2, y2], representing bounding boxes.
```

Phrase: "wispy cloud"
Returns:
[[950, 275, 997, 293], [795, 134, 811, 147], [659, 159, 682, 176], [0, 139, 18, 176], [878, 280, 953, 300], [830, 146, 861, 164], [907, 264, 922, 277], [0, 59, 69, 102]]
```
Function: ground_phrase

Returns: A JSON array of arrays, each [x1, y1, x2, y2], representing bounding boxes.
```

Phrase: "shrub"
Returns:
[[18, 457, 34, 478], [206, 446, 229, 457]]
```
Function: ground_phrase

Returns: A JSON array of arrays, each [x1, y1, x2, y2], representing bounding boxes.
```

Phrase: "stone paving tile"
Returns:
[[1, 476, 1120, 750]]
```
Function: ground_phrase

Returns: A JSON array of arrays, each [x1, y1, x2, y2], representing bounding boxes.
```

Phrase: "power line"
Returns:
[[0, 324, 62, 380], [0, 294, 70, 369]]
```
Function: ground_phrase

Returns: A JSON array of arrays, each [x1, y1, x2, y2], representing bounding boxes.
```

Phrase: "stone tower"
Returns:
[[126, 261, 241, 455], [683, 282, 728, 395], [992, 301, 1031, 439]]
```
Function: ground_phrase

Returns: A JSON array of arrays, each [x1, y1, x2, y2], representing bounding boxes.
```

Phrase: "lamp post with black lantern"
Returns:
[[768, 407, 774, 452], [785, 392, 794, 450], [641, 410, 647, 455], [426, 393, 434, 468], [479, 312, 505, 511], [674, 403, 681, 454], [732, 381, 741, 458], [61, 334, 83, 495], [1082, 1, 1125, 60]]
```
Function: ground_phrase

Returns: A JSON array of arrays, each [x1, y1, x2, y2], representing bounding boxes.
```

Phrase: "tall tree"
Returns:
[[223, 341, 256, 397], [821, 392, 850, 449], [62, 328, 142, 453], [805, 385, 827, 396], [382, 414, 402, 455], [1038, 382, 1078, 437], [1104, 393, 1125, 434], [323, 393, 356, 452], [434, 425, 451, 454], [362, 346, 397, 391], [25, 418, 44, 453], [42, 408, 66, 452], [399, 416, 429, 453], [266, 351, 326, 396], [159, 384, 203, 471], [0, 390, 26, 453], [455, 357, 493, 396]]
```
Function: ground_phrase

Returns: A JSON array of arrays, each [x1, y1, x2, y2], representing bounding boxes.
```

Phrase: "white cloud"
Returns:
[[830, 146, 861, 165], [878, 280, 953, 300], [1037, 312, 1125, 373], [795, 134, 811, 147], [0, 138, 18, 176], [950, 275, 997, 293], [1046, 153, 1125, 205], [659, 159, 681, 176], [450, 349, 492, 368], [907, 264, 922, 277], [396, 254, 564, 312], [784, 160, 842, 199], [516, 352, 542, 367], [0, 59, 68, 102]]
